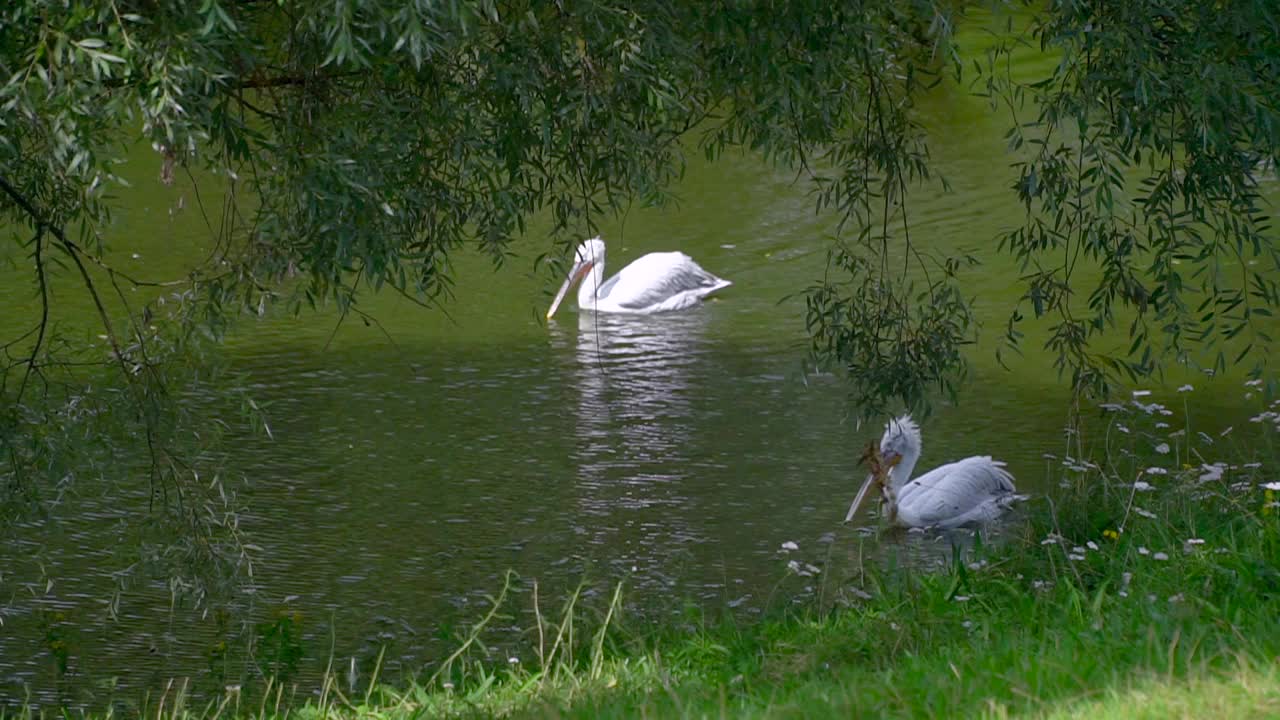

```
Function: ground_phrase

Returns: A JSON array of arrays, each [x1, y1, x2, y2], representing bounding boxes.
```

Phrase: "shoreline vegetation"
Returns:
[[8, 387, 1280, 718]]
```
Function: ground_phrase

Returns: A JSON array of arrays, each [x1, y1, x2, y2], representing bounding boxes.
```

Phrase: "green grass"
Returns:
[[9, 392, 1280, 719]]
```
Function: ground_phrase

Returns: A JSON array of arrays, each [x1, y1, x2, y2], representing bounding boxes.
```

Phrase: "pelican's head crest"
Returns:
[[880, 414, 921, 461], [576, 236, 606, 265]]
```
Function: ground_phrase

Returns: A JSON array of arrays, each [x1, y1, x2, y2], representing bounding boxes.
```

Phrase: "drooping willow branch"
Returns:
[[0, 172, 180, 506], [16, 227, 49, 402], [0, 174, 133, 390]]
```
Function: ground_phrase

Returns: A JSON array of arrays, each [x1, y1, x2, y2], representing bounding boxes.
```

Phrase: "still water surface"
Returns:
[[1, 38, 1275, 707]]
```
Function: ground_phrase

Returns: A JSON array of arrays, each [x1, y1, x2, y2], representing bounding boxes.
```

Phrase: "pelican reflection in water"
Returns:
[[550, 312, 714, 582], [845, 415, 1018, 529], [560, 311, 708, 473], [546, 237, 731, 319]]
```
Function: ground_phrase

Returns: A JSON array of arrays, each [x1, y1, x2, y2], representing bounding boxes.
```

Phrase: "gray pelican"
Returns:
[[845, 415, 1017, 529], [545, 237, 731, 319]]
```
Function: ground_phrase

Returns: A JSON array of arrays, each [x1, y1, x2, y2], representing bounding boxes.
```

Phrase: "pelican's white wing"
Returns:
[[894, 456, 1016, 529], [598, 252, 730, 313]]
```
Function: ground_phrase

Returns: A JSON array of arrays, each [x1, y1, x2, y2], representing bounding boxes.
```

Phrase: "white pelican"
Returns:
[[545, 237, 731, 319], [844, 415, 1017, 529]]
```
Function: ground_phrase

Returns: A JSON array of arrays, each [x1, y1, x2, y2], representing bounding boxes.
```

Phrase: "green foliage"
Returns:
[[0, 0, 976, 417], [2, 0, 1278, 418], [2, 0, 1279, 629], [12, 398, 1279, 718], [982, 0, 1280, 395], [254, 611, 306, 686]]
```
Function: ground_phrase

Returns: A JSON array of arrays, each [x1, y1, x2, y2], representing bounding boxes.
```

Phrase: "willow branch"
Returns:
[[0, 174, 136, 390], [16, 228, 50, 402]]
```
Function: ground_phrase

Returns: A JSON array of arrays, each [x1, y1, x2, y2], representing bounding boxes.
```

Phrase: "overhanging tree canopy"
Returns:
[[1, 0, 1278, 487]]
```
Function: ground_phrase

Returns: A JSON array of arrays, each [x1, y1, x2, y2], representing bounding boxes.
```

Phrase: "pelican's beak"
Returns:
[[546, 260, 594, 320], [844, 473, 876, 524]]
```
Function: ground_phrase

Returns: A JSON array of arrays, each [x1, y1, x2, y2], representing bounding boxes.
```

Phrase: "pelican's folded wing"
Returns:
[[606, 252, 730, 311], [896, 456, 1016, 527]]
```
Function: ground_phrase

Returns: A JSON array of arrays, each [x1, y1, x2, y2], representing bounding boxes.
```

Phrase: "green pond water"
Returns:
[[2, 32, 1277, 708]]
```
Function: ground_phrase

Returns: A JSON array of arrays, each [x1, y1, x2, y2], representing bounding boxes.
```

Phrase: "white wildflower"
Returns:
[[1086, 541, 1099, 551], [1220, 426, 1234, 437], [1117, 424, 1131, 434], [508, 656, 520, 664], [1072, 546, 1087, 554], [1263, 482, 1280, 491], [780, 541, 799, 552], [1145, 467, 1168, 475], [1138, 546, 1151, 555], [804, 563, 822, 576], [1243, 462, 1262, 469], [1177, 384, 1194, 392], [1168, 593, 1184, 603], [1068, 553, 1086, 561], [1199, 464, 1226, 482], [1156, 422, 1170, 429], [786, 559, 801, 573], [1134, 507, 1156, 519], [1245, 378, 1264, 388], [1153, 552, 1169, 561], [1133, 480, 1156, 492], [1132, 390, 1152, 397], [953, 595, 971, 602], [1154, 443, 1171, 454]]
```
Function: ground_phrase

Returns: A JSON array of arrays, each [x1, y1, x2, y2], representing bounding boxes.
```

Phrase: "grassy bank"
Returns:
[[11, 389, 1280, 719]]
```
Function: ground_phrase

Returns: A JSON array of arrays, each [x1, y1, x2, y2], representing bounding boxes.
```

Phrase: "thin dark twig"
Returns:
[[348, 305, 405, 356], [236, 71, 363, 89], [0, 324, 40, 353], [234, 92, 284, 122], [322, 274, 362, 352], [389, 283, 458, 327], [0, 172, 163, 504], [17, 228, 50, 401]]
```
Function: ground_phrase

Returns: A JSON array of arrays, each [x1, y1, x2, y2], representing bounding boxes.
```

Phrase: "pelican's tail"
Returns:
[[708, 276, 732, 294]]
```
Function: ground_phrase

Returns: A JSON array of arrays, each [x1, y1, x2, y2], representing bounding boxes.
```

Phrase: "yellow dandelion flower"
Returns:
[[1102, 529, 1120, 541]]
